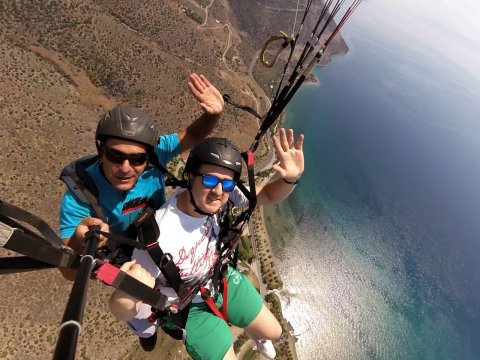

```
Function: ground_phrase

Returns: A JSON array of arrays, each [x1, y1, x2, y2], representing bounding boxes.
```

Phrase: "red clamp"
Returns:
[[246, 151, 255, 166], [95, 262, 121, 286]]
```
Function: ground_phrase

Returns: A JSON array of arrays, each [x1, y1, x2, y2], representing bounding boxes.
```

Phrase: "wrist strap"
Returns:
[[283, 177, 300, 185]]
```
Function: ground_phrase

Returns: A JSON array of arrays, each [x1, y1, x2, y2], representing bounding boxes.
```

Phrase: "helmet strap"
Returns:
[[186, 174, 214, 216], [95, 141, 102, 155]]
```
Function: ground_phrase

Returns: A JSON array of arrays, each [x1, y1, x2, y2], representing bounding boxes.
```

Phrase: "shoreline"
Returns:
[[222, 13, 343, 357], [244, 80, 302, 358], [245, 158, 299, 359], [246, 204, 299, 360], [260, 206, 300, 360]]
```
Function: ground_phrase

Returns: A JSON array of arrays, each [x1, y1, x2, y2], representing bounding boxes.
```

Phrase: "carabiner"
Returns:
[[259, 31, 294, 68]]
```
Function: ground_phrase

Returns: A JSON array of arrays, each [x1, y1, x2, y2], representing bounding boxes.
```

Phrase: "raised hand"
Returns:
[[187, 73, 224, 116], [271, 128, 304, 182]]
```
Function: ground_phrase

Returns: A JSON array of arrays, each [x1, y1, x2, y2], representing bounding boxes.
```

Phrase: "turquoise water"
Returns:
[[265, 1, 480, 359]]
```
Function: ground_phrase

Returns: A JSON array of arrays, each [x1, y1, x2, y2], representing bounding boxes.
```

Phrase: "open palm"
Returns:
[[188, 73, 224, 115]]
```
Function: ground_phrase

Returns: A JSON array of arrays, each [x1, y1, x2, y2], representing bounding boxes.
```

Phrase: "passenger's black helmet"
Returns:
[[95, 105, 159, 148], [185, 138, 242, 179]]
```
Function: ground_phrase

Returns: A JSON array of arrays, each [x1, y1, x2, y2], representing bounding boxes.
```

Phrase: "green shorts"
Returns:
[[184, 265, 263, 360]]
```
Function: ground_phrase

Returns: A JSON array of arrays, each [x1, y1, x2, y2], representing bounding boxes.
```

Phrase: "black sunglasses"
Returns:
[[191, 172, 236, 192], [103, 146, 148, 166]]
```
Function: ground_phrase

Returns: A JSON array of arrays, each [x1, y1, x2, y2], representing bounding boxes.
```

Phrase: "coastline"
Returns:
[[244, 158, 299, 360], [243, 63, 304, 358], [305, 72, 321, 86], [260, 206, 299, 360]]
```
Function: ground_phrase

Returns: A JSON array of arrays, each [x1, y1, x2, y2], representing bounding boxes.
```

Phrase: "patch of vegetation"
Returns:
[[233, 332, 249, 353], [255, 167, 275, 182], [238, 235, 255, 264], [195, 0, 211, 8], [183, 6, 204, 24], [243, 348, 259, 360]]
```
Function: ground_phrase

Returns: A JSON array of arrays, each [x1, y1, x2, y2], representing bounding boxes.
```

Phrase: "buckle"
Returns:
[[200, 286, 211, 300]]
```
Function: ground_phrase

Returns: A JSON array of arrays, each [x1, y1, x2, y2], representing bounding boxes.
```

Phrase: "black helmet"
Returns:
[[185, 138, 242, 179], [95, 105, 159, 148]]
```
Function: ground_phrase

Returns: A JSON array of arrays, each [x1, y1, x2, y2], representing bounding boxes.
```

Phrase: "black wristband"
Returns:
[[283, 177, 300, 185]]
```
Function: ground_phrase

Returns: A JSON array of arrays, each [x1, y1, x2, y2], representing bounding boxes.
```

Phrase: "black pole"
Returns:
[[53, 226, 100, 360], [0, 256, 55, 274]]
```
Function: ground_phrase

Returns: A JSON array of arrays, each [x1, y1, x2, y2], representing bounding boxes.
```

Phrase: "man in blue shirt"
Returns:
[[59, 73, 224, 263]]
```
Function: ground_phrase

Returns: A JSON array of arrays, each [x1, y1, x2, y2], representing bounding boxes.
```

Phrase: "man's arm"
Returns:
[[256, 128, 305, 206], [59, 216, 110, 280], [62, 217, 110, 254], [109, 260, 156, 321], [177, 73, 224, 152], [59, 191, 110, 252]]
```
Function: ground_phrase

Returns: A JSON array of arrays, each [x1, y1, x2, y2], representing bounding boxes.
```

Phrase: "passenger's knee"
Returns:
[[271, 320, 282, 340]]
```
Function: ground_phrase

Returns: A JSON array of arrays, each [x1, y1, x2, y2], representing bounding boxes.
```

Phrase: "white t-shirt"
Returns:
[[132, 187, 248, 303]]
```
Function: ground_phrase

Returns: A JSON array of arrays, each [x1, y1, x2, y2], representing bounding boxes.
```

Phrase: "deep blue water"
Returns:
[[265, 1, 480, 359]]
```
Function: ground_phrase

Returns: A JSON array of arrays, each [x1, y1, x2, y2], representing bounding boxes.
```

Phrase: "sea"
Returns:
[[264, 1, 480, 359]]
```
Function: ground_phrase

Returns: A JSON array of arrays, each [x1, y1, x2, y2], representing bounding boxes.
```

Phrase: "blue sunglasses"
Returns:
[[192, 172, 236, 192]]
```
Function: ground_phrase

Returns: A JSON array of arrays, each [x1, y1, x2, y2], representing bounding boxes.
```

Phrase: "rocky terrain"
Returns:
[[0, 0, 347, 358]]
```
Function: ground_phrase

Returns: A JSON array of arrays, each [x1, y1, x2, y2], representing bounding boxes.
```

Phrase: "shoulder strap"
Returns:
[[133, 208, 190, 300], [59, 155, 107, 222]]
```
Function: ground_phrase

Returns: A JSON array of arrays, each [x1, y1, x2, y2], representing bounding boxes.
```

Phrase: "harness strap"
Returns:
[[97, 260, 191, 336], [0, 207, 79, 273], [97, 261, 193, 335], [170, 303, 191, 333], [0, 255, 56, 274], [134, 208, 191, 300], [200, 285, 225, 321], [222, 151, 257, 269], [220, 275, 229, 320], [59, 156, 108, 222], [0, 200, 64, 246], [95, 262, 169, 311], [71, 170, 107, 222], [200, 271, 230, 322], [222, 94, 262, 120], [242, 150, 257, 215], [96, 230, 141, 249]]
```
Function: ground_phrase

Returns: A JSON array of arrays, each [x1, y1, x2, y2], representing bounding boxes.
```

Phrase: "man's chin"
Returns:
[[203, 202, 222, 213], [112, 180, 135, 191]]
